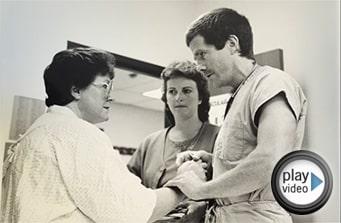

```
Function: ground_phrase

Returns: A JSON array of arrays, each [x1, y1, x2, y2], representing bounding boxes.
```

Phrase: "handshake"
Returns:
[[165, 150, 212, 201]]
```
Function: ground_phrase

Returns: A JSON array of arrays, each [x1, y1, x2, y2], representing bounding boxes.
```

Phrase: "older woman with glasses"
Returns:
[[2, 49, 208, 223], [127, 61, 220, 223]]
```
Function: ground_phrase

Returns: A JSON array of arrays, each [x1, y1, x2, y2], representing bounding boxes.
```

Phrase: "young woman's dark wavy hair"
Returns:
[[44, 47, 115, 107], [161, 61, 210, 126]]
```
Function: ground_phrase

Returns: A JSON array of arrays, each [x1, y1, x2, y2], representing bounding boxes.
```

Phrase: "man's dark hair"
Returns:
[[161, 61, 210, 126], [44, 47, 115, 107], [186, 8, 255, 60]]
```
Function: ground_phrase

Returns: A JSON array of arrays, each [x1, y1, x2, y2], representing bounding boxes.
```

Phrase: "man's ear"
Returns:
[[71, 86, 81, 100], [227, 35, 240, 54]]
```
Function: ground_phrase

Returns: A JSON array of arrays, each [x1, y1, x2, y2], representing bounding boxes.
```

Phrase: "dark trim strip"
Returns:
[[67, 41, 164, 78]]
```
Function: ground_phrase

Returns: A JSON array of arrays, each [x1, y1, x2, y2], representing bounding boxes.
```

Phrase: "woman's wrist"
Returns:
[[165, 185, 186, 202]]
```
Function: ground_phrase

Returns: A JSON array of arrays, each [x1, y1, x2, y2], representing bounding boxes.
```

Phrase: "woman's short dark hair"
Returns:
[[186, 8, 255, 60], [44, 47, 115, 107], [161, 61, 210, 126]]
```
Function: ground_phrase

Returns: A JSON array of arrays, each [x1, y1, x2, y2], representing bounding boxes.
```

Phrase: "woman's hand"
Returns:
[[177, 160, 207, 181], [176, 150, 212, 166], [174, 200, 207, 223], [183, 200, 207, 222]]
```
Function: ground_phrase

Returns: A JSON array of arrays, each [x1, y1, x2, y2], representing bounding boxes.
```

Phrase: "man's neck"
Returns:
[[230, 58, 256, 91]]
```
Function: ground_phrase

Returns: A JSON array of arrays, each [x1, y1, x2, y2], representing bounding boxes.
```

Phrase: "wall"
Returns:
[[0, 1, 339, 222], [98, 102, 163, 149], [98, 102, 164, 164]]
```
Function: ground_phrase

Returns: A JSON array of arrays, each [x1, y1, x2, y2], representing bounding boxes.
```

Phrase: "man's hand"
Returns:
[[176, 150, 213, 166], [165, 169, 206, 200]]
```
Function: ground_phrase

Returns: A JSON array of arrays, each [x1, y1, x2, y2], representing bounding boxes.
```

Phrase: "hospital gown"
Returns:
[[1, 105, 156, 223]]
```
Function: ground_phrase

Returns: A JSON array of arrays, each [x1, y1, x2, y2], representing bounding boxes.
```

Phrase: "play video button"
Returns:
[[271, 150, 333, 214], [311, 172, 323, 191]]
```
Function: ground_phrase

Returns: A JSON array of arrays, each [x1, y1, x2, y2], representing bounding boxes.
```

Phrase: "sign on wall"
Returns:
[[9, 95, 46, 140], [209, 93, 231, 126]]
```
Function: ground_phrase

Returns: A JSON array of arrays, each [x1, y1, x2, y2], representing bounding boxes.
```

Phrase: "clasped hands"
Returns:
[[165, 150, 212, 200]]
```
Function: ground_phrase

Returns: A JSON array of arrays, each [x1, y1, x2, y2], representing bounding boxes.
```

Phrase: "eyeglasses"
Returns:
[[91, 81, 114, 97]]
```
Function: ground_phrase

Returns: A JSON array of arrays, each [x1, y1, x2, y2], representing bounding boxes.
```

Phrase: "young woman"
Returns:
[[128, 61, 219, 223]]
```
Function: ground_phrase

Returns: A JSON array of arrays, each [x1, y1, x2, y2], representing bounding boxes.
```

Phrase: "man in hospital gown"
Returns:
[[167, 8, 307, 223]]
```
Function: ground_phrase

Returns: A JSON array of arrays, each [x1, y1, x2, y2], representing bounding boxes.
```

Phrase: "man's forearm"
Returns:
[[199, 148, 275, 199]]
